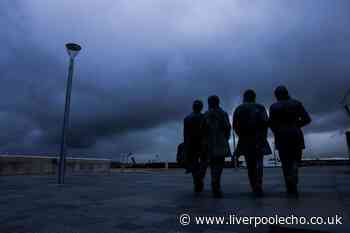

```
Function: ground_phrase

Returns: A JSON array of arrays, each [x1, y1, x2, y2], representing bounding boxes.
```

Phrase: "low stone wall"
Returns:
[[300, 159, 350, 166], [110, 159, 350, 170], [0, 155, 111, 176]]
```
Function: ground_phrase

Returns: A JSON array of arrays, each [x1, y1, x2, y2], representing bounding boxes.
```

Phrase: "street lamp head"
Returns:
[[65, 43, 82, 59]]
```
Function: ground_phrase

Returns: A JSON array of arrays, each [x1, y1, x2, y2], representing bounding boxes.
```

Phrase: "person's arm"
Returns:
[[231, 110, 239, 167], [260, 106, 269, 135], [224, 112, 231, 140], [200, 115, 207, 139], [268, 106, 277, 133], [262, 107, 269, 123], [297, 102, 311, 128], [183, 118, 188, 147], [200, 115, 208, 153], [232, 108, 240, 136]]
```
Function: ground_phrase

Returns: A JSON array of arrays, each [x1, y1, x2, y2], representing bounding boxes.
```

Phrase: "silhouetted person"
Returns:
[[201, 95, 231, 198], [183, 100, 206, 193], [233, 90, 271, 197], [269, 86, 311, 197]]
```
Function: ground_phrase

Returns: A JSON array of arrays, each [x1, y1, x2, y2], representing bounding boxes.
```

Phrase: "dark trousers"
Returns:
[[244, 152, 264, 192], [191, 153, 208, 185], [279, 149, 302, 192], [210, 157, 225, 191]]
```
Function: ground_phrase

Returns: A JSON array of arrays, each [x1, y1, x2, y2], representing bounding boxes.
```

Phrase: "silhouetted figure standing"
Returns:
[[183, 100, 206, 193], [233, 90, 271, 197], [269, 86, 311, 197], [201, 96, 231, 198]]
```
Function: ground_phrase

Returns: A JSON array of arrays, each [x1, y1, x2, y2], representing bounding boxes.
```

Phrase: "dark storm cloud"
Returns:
[[1, 0, 350, 158]]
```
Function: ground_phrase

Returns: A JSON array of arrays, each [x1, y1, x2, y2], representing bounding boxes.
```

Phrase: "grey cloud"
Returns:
[[1, 1, 350, 159]]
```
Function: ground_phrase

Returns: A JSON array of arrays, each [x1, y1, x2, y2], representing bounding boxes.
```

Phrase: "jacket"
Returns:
[[201, 107, 231, 159], [233, 103, 271, 156], [269, 98, 311, 151]]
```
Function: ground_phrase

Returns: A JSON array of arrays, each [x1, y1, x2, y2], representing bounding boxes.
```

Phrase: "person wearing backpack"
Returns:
[[201, 95, 231, 198], [233, 90, 271, 197], [183, 100, 206, 193], [269, 86, 311, 197]]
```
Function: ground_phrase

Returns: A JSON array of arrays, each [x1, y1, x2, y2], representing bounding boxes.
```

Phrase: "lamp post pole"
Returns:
[[58, 43, 81, 184]]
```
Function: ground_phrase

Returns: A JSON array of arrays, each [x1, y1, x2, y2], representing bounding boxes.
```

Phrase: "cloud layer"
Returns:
[[1, 1, 350, 160]]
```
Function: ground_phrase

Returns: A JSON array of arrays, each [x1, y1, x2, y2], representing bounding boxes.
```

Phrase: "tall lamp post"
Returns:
[[58, 43, 82, 184]]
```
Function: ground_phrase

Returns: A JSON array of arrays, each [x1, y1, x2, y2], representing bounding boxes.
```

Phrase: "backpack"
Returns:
[[176, 143, 186, 166]]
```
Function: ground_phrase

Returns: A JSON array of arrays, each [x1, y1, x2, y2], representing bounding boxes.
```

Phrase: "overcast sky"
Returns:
[[1, 1, 350, 161]]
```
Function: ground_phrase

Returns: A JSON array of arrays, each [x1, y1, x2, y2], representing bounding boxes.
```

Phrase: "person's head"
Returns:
[[208, 95, 220, 109], [274, 85, 290, 101], [243, 89, 256, 103], [192, 100, 203, 113]]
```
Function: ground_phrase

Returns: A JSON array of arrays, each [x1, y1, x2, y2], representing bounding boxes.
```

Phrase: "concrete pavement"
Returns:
[[1, 166, 350, 233]]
